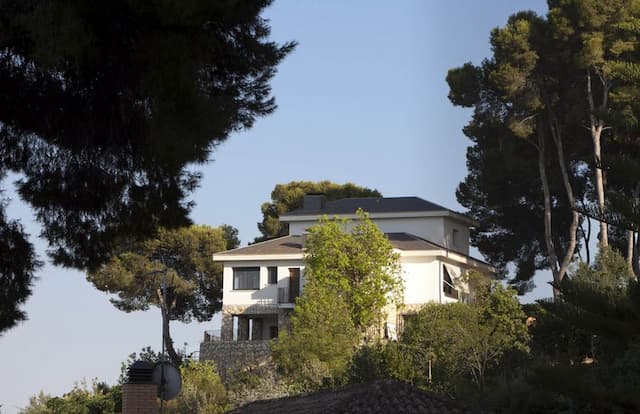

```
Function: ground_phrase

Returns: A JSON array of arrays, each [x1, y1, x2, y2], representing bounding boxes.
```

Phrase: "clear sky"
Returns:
[[0, 1, 547, 412]]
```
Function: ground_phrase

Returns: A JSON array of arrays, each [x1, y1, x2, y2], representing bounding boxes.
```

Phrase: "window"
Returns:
[[268, 266, 278, 284], [233, 267, 260, 290], [442, 265, 458, 299], [452, 228, 460, 247]]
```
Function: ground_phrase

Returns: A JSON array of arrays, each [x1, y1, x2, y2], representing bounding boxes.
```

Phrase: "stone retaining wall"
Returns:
[[200, 340, 272, 379]]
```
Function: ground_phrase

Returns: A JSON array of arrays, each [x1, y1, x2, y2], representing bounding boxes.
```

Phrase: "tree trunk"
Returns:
[[578, 211, 591, 264], [587, 70, 608, 247], [162, 309, 181, 366], [592, 129, 608, 246], [633, 233, 640, 279], [629, 185, 640, 277], [549, 113, 579, 283], [627, 230, 634, 272], [157, 288, 181, 366], [537, 123, 561, 299]]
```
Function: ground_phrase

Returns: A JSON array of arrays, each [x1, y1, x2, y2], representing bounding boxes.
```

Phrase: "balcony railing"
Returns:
[[204, 329, 221, 342], [278, 287, 289, 304]]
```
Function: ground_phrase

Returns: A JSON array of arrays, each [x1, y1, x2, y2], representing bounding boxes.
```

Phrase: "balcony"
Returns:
[[278, 287, 289, 304], [278, 286, 299, 305]]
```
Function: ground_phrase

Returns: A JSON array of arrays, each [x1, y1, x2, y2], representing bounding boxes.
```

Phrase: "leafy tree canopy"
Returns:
[[20, 381, 121, 414], [0, 0, 294, 332], [0, 207, 40, 333], [22, 356, 227, 414], [401, 281, 529, 392], [447, 0, 640, 290], [172, 360, 228, 414], [255, 181, 381, 242], [88, 225, 238, 364], [272, 282, 358, 391], [304, 210, 403, 336], [273, 211, 402, 390]]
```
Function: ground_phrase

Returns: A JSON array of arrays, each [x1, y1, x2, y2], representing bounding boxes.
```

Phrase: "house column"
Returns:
[[237, 316, 250, 341], [221, 313, 234, 341], [251, 318, 263, 340]]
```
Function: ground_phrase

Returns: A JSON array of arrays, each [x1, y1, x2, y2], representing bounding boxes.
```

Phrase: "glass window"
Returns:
[[233, 267, 260, 290], [443, 265, 458, 299], [452, 228, 460, 247], [268, 267, 278, 284]]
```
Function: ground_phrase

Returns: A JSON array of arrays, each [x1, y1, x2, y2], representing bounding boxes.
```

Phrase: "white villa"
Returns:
[[208, 195, 494, 343]]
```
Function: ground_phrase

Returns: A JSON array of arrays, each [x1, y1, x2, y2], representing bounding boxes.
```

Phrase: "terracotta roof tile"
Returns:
[[228, 380, 473, 414], [215, 235, 304, 256]]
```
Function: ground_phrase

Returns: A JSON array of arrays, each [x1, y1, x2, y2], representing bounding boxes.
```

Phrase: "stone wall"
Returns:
[[200, 340, 272, 380]]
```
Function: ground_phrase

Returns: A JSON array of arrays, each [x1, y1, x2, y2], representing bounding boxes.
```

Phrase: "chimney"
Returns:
[[122, 361, 159, 414], [303, 194, 326, 211]]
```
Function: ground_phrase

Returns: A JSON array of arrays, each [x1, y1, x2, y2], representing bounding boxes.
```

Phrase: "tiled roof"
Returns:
[[215, 235, 305, 256], [228, 380, 473, 414], [214, 233, 440, 256], [281, 197, 452, 217], [386, 233, 441, 251]]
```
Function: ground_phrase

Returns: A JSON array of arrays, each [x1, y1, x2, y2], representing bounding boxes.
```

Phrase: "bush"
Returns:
[[348, 342, 425, 386], [169, 360, 228, 414], [272, 283, 358, 391]]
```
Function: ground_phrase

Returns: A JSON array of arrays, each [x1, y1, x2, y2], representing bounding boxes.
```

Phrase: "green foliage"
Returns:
[[524, 248, 640, 411], [401, 282, 529, 392], [254, 181, 381, 242], [225, 362, 294, 408], [20, 381, 121, 414], [446, 63, 481, 107], [571, 246, 634, 289], [0, 206, 41, 334], [89, 225, 237, 319], [304, 211, 403, 335], [19, 392, 53, 414], [448, 0, 640, 290], [118, 347, 162, 384], [274, 213, 402, 389], [88, 225, 238, 364], [169, 360, 228, 414], [0, 1, 294, 330], [347, 342, 424, 385], [272, 282, 358, 391]]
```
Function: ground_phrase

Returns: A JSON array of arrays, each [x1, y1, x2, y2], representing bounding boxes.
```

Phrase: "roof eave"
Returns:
[[213, 253, 305, 262], [281, 210, 473, 223]]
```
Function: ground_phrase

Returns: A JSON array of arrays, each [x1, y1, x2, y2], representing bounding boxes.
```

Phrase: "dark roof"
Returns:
[[228, 380, 472, 414], [215, 233, 439, 256], [282, 196, 452, 217], [215, 235, 304, 256], [386, 233, 440, 251]]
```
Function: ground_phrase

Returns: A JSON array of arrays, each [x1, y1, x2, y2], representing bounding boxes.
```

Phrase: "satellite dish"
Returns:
[[151, 362, 182, 400]]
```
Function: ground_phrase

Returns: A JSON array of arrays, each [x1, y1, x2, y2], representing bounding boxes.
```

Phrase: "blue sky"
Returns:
[[0, 1, 547, 412]]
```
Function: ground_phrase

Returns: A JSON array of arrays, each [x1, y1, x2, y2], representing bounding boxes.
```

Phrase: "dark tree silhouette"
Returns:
[[0, 0, 295, 332]]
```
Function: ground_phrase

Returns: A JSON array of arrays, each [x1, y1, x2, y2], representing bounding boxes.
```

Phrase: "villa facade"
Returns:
[[209, 195, 494, 343]]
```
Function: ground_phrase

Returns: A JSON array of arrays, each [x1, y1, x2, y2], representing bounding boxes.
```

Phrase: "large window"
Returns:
[[233, 267, 260, 290]]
